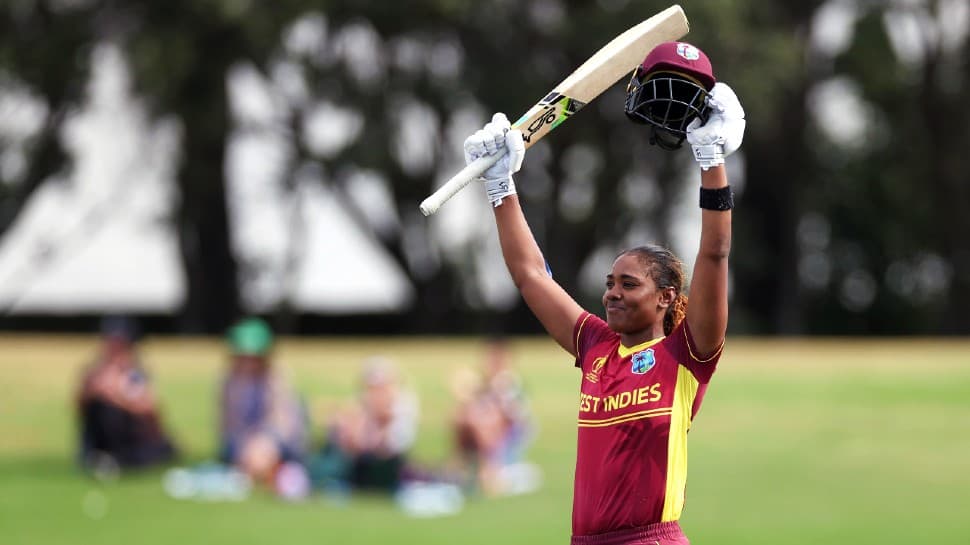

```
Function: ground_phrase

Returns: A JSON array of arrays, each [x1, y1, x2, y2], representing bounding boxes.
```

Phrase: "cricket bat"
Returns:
[[419, 4, 689, 216]]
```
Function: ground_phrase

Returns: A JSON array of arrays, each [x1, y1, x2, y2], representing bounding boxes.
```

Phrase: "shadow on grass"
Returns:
[[0, 452, 218, 484]]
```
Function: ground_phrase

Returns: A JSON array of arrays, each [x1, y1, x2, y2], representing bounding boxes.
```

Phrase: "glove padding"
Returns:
[[463, 112, 525, 207], [686, 82, 746, 170]]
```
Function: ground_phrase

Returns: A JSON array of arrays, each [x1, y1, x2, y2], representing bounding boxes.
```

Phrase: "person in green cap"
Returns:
[[218, 317, 308, 490]]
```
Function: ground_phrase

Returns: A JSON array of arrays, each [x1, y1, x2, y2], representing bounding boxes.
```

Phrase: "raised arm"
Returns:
[[465, 114, 584, 355], [685, 165, 731, 355], [494, 195, 584, 355], [683, 82, 745, 356]]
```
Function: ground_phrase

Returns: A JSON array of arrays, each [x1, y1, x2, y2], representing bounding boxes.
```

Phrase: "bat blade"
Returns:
[[420, 5, 690, 216]]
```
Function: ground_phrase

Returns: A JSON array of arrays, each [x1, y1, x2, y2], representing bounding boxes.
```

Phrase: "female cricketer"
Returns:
[[462, 42, 745, 544]]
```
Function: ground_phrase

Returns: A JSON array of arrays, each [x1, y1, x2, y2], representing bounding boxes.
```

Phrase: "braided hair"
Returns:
[[621, 245, 687, 336]]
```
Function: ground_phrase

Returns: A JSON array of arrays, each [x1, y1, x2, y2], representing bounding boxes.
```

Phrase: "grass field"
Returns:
[[1, 334, 969, 545]]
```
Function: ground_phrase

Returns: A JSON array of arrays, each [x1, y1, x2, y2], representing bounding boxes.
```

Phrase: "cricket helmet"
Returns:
[[624, 41, 715, 150]]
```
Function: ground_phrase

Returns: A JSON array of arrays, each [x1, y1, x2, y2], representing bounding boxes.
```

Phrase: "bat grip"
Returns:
[[419, 152, 504, 216]]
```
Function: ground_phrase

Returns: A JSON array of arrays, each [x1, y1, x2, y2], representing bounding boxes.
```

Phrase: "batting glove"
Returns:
[[686, 82, 746, 170], [464, 112, 525, 207]]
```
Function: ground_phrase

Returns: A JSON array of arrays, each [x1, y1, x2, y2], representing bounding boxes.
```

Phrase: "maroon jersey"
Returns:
[[570, 311, 722, 537]]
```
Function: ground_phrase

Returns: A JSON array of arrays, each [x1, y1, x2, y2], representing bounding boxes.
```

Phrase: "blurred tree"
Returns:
[[0, 0, 967, 335], [0, 0, 308, 332], [0, 1, 88, 246], [122, 0, 314, 332], [679, 1, 828, 334], [787, 0, 970, 334]]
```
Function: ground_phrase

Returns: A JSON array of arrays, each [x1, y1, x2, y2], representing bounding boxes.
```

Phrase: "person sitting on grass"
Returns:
[[451, 338, 537, 496], [77, 316, 178, 474], [313, 356, 420, 494], [219, 317, 309, 492]]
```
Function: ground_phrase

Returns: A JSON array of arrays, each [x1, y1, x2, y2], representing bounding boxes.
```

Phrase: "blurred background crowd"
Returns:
[[74, 315, 537, 510]]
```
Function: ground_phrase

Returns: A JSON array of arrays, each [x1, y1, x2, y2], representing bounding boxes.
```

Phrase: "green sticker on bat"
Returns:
[[516, 93, 586, 144]]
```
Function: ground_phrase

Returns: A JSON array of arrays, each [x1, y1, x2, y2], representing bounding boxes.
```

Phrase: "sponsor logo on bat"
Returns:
[[518, 92, 586, 143]]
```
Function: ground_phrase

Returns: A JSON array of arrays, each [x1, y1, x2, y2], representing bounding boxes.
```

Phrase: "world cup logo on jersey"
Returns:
[[585, 356, 607, 383], [631, 349, 656, 374]]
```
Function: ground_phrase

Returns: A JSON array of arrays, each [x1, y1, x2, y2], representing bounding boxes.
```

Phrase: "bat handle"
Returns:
[[419, 152, 504, 216]]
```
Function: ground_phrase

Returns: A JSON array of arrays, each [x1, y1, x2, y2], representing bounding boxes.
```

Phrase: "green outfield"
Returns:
[[1, 335, 969, 545]]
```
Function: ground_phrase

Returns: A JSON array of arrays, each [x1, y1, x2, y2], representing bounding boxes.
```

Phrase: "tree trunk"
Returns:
[[174, 28, 240, 333]]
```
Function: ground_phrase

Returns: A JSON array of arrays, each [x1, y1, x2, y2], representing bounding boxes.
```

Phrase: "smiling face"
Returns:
[[602, 253, 674, 342]]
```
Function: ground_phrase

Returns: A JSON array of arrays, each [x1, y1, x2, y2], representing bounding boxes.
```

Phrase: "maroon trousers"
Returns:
[[571, 521, 690, 545]]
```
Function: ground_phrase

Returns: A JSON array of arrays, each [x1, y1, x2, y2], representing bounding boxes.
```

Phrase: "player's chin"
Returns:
[[607, 313, 650, 336], [605, 313, 626, 332]]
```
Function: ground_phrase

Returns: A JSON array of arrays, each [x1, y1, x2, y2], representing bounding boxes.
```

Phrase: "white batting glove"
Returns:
[[686, 82, 746, 170], [463, 112, 525, 207]]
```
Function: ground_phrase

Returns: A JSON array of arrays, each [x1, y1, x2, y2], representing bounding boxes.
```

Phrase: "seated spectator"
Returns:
[[77, 316, 178, 473], [314, 357, 419, 493], [451, 338, 535, 496], [219, 317, 309, 489]]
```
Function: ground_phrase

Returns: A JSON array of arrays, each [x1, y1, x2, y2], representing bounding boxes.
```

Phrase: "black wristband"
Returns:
[[699, 185, 734, 210]]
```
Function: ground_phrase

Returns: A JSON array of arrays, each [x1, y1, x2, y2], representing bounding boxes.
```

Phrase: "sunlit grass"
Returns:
[[1, 335, 968, 545]]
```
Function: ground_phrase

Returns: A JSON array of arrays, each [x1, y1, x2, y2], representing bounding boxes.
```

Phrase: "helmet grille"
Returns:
[[625, 70, 710, 150]]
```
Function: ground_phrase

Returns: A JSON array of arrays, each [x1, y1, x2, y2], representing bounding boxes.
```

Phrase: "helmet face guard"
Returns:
[[624, 68, 711, 150]]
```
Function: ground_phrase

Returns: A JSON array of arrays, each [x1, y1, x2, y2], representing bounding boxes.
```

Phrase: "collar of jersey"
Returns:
[[617, 336, 665, 358]]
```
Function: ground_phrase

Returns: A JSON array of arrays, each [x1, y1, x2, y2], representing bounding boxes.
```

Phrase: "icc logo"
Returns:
[[631, 349, 656, 375], [585, 356, 607, 383]]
